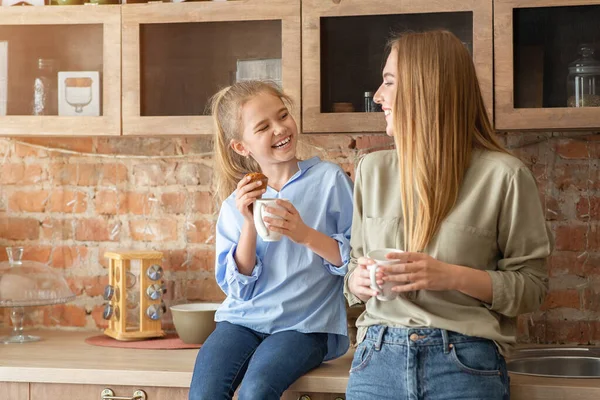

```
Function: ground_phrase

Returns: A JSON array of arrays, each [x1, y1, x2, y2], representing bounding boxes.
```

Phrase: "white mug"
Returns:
[[366, 248, 405, 301], [253, 198, 288, 242]]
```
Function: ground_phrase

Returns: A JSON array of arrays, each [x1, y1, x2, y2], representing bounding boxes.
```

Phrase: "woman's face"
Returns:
[[374, 48, 398, 137]]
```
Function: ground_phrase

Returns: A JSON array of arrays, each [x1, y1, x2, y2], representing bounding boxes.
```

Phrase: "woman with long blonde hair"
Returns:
[[345, 31, 552, 399]]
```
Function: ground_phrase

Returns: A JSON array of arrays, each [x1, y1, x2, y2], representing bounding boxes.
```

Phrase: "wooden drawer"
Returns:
[[30, 383, 188, 400], [0, 382, 28, 400]]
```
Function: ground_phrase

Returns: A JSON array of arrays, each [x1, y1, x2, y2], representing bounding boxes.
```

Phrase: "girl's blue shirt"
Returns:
[[214, 157, 353, 360]]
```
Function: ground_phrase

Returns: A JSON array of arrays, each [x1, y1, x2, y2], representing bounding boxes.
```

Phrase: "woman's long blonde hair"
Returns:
[[211, 81, 293, 204], [390, 30, 508, 252]]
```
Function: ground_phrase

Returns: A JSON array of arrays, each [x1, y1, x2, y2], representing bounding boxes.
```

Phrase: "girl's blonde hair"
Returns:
[[389, 30, 509, 252], [211, 81, 293, 204]]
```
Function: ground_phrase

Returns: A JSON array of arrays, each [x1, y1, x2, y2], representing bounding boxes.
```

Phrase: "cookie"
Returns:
[[245, 172, 268, 192]]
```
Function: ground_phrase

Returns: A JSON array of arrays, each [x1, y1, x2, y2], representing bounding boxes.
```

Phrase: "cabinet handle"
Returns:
[[101, 388, 147, 400]]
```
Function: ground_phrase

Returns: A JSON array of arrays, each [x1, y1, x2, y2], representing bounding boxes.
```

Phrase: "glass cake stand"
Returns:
[[0, 247, 75, 344]]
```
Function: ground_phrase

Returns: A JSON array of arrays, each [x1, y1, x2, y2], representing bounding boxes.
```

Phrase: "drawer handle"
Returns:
[[101, 388, 147, 400], [297, 396, 344, 400]]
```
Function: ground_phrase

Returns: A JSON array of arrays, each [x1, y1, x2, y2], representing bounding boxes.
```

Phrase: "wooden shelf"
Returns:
[[0, 6, 121, 136], [494, 0, 600, 131], [302, 0, 493, 133], [121, 0, 300, 136]]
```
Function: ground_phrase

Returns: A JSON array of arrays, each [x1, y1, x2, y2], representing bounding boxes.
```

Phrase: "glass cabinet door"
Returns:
[[0, 6, 121, 136], [302, 0, 492, 133], [495, 0, 600, 130], [122, 0, 300, 136]]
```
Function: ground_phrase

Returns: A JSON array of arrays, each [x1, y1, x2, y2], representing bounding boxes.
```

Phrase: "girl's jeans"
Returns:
[[346, 325, 510, 400], [189, 321, 328, 400]]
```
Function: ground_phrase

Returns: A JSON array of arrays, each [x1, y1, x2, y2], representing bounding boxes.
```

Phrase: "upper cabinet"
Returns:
[[495, 0, 600, 130], [121, 0, 300, 136], [0, 6, 121, 136], [301, 0, 493, 133], [3, 1, 599, 136]]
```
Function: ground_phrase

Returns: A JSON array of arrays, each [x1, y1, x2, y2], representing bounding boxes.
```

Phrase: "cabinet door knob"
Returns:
[[298, 395, 311, 400], [101, 388, 147, 400]]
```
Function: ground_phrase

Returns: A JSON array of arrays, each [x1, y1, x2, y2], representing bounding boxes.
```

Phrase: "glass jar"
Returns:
[[32, 58, 58, 116], [363, 91, 381, 113], [462, 41, 473, 56], [567, 44, 600, 108], [363, 91, 374, 112]]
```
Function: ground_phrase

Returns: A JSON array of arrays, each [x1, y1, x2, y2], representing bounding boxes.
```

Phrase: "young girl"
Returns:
[[189, 81, 353, 400], [345, 31, 553, 399]]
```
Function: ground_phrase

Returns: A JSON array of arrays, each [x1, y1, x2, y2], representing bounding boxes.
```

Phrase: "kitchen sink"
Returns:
[[507, 347, 600, 378]]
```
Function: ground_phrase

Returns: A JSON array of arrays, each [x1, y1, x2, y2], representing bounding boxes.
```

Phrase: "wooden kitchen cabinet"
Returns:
[[0, 382, 27, 400], [494, 0, 600, 130], [301, 0, 493, 133], [0, 6, 121, 137], [121, 0, 301, 136], [30, 383, 188, 400], [28, 383, 346, 400]]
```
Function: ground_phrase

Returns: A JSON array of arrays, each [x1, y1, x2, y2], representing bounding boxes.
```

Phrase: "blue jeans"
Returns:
[[189, 321, 328, 400], [346, 325, 510, 400]]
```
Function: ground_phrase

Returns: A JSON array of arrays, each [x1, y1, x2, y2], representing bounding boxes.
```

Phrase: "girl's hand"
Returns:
[[379, 252, 459, 292], [235, 175, 266, 222], [348, 257, 380, 303], [262, 200, 310, 244]]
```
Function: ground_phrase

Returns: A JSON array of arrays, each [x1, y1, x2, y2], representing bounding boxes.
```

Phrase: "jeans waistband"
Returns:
[[364, 325, 492, 353]]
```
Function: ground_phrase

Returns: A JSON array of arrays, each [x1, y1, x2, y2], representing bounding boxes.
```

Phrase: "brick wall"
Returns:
[[0, 131, 598, 345]]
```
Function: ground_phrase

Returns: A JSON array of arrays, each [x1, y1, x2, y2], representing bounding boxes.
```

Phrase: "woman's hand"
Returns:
[[262, 200, 310, 244], [235, 175, 266, 222], [379, 252, 460, 292], [348, 257, 380, 303]]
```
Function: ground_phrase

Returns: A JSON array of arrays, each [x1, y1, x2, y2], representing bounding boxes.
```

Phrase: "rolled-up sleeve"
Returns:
[[344, 159, 365, 307], [485, 167, 553, 317], [214, 200, 263, 301], [322, 170, 354, 276]]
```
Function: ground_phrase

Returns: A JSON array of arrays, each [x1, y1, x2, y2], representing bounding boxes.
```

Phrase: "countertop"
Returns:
[[0, 330, 352, 393], [1, 330, 600, 397]]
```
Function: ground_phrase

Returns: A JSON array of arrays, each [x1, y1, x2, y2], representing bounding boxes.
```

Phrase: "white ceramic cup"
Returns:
[[253, 198, 288, 242], [366, 248, 405, 301]]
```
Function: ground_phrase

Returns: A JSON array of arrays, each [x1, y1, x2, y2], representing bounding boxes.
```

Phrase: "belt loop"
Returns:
[[374, 326, 387, 351], [441, 329, 451, 354]]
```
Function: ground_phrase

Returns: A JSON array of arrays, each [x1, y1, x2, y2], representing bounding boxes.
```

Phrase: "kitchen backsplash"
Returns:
[[0, 131, 598, 345]]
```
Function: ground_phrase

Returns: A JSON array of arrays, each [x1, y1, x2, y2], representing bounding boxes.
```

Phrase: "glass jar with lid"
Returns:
[[32, 58, 58, 116], [567, 44, 600, 108]]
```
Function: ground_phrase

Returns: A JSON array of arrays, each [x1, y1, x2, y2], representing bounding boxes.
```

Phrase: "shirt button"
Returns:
[[409, 333, 419, 342]]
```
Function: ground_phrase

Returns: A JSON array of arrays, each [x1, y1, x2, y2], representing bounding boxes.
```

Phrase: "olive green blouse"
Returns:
[[344, 149, 553, 355]]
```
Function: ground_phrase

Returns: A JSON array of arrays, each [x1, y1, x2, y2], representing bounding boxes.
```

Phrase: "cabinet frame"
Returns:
[[121, 0, 301, 136], [302, 0, 493, 133], [0, 6, 121, 137], [494, 0, 600, 131]]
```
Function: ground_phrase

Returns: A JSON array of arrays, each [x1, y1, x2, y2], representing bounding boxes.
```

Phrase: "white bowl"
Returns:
[[170, 302, 220, 344]]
